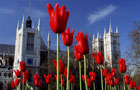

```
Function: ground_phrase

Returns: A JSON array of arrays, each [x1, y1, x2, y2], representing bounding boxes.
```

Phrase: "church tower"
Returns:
[[92, 32, 104, 54], [103, 21, 121, 68], [13, 15, 41, 86], [92, 21, 121, 68]]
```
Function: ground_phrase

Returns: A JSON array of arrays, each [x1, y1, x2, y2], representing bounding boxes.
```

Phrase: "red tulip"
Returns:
[[87, 78, 91, 87], [106, 73, 115, 86], [14, 79, 21, 86], [89, 71, 96, 82], [47, 3, 69, 34], [111, 68, 116, 77], [115, 78, 119, 85], [118, 58, 126, 73], [129, 81, 136, 89], [137, 86, 140, 90], [75, 32, 89, 54], [82, 75, 88, 81], [74, 46, 84, 61], [34, 74, 42, 87], [34, 74, 40, 86], [69, 75, 76, 84], [102, 69, 107, 77], [14, 69, 21, 78], [20, 61, 26, 72], [106, 73, 112, 85], [44, 74, 51, 84], [61, 28, 74, 46], [11, 81, 16, 89], [23, 70, 29, 79], [92, 52, 104, 65], [105, 77, 109, 85], [124, 75, 131, 84], [62, 79, 65, 86], [54, 74, 61, 83], [109, 78, 115, 87], [22, 78, 27, 85], [38, 80, 43, 88], [52, 59, 65, 74], [64, 68, 71, 79]]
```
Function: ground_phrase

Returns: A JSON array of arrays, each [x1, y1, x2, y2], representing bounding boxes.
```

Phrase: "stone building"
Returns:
[[0, 44, 14, 90], [92, 21, 121, 68]]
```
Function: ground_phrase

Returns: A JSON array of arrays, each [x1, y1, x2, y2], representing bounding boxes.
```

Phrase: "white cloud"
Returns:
[[88, 5, 117, 24], [31, 9, 48, 18], [0, 8, 15, 15]]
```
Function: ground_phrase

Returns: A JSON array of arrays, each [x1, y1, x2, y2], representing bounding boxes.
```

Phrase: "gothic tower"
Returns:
[[92, 32, 104, 54], [103, 21, 121, 68], [13, 16, 41, 87], [92, 21, 121, 68]]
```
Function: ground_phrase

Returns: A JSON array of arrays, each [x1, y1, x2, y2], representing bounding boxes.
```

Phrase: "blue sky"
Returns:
[[0, 0, 140, 57]]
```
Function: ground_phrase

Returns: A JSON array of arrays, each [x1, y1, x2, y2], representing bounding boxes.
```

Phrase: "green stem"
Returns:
[[48, 84, 50, 90], [127, 85, 130, 90], [105, 78, 106, 90], [110, 86, 111, 90], [66, 46, 70, 90], [118, 85, 119, 90], [71, 83, 73, 90], [57, 33, 60, 90], [26, 80, 33, 90], [22, 73, 24, 90], [123, 77, 126, 90], [93, 82, 95, 90], [61, 74, 62, 90], [100, 65, 103, 90], [89, 87, 90, 90], [84, 55, 88, 90], [107, 85, 109, 90], [79, 61, 82, 90]]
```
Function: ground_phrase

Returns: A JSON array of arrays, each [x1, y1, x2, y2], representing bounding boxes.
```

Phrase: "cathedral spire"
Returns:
[[21, 15, 25, 28], [17, 20, 20, 30], [116, 26, 118, 33], [38, 18, 40, 31], [104, 27, 106, 36], [109, 20, 112, 33], [97, 32, 99, 39]]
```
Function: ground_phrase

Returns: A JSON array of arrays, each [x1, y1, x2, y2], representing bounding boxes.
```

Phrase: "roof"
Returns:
[[0, 37, 47, 55], [0, 44, 15, 55]]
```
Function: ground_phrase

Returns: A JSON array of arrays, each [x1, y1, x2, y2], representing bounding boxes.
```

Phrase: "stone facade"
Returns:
[[13, 16, 42, 89], [92, 21, 121, 68]]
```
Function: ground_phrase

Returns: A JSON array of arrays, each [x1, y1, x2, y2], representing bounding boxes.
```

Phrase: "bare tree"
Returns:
[[125, 21, 140, 77]]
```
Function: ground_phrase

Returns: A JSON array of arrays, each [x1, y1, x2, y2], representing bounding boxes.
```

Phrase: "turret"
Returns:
[[17, 20, 20, 30], [26, 16, 32, 28], [97, 32, 99, 39], [104, 27, 106, 37], [21, 15, 25, 28], [109, 20, 112, 33], [92, 34, 95, 41], [38, 18, 40, 31], [116, 26, 118, 33]]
